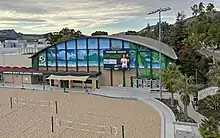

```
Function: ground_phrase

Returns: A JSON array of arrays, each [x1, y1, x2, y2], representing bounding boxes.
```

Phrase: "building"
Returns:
[[0, 35, 177, 89], [4, 40, 27, 48]]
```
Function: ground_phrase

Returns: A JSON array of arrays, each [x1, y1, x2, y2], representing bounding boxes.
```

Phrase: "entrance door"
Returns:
[[60, 80, 69, 88]]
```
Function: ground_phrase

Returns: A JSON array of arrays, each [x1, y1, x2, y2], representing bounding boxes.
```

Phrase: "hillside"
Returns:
[[0, 29, 44, 41], [139, 11, 220, 34]]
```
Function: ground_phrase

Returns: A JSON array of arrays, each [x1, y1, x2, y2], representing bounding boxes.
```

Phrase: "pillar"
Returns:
[[82, 81, 85, 88], [69, 80, 72, 88], [49, 79, 52, 86], [58, 80, 61, 88], [92, 79, 97, 89]]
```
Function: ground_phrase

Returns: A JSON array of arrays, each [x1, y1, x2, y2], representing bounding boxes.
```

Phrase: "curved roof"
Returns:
[[31, 35, 177, 59]]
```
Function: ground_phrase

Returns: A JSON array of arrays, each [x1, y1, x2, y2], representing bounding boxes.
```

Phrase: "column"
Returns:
[[49, 79, 52, 86], [58, 80, 61, 88], [92, 79, 97, 89], [69, 80, 72, 88], [82, 81, 85, 88]]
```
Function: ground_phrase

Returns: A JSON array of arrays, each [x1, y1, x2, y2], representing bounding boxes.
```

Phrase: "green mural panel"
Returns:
[[38, 51, 46, 67]]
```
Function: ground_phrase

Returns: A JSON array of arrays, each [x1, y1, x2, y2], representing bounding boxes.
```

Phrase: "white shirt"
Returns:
[[121, 58, 128, 68]]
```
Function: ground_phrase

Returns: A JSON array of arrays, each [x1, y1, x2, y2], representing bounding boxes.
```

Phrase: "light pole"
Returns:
[[148, 7, 171, 99]]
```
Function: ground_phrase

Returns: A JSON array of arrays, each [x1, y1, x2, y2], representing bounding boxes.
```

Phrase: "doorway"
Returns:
[[60, 80, 69, 88]]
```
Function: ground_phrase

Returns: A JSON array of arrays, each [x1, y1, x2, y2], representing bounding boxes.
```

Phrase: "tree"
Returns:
[[125, 31, 138, 35], [140, 21, 171, 44], [205, 94, 220, 113], [169, 11, 188, 52], [191, 4, 199, 16], [198, 2, 205, 14], [185, 3, 217, 64], [207, 63, 220, 86], [161, 63, 182, 107], [175, 74, 198, 120], [206, 3, 216, 13], [91, 31, 108, 36], [45, 28, 83, 44], [199, 117, 220, 138], [147, 23, 151, 32]]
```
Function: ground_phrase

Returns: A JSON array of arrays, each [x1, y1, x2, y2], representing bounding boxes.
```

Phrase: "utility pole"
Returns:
[[148, 7, 171, 99], [195, 68, 198, 107]]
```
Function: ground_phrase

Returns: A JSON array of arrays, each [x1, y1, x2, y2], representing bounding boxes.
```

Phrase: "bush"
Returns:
[[199, 117, 220, 138]]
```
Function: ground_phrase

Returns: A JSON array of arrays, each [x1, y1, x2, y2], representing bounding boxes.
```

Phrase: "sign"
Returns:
[[111, 46, 121, 49], [39, 55, 46, 64], [3, 71, 43, 75], [103, 50, 130, 70]]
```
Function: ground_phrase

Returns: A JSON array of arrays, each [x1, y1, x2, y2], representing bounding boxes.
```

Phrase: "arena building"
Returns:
[[0, 35, 177, 89]]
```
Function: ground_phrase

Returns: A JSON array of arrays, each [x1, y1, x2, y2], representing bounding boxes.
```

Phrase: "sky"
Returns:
[[0, 0, 219, 35]]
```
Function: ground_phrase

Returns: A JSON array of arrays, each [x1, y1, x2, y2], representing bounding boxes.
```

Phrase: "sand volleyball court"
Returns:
[[0, 88, 161, 138]]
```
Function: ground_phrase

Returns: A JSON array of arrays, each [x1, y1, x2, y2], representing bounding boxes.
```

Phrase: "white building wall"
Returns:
[[0, 54, 32, 67]]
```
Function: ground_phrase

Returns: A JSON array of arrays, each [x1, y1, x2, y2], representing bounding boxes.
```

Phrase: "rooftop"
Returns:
[[30, 35, 178, 60]]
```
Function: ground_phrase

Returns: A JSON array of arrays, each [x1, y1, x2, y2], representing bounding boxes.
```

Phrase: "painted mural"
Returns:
[[57, 43, 66, 66], [47, 47, 56, 66], [66, 49, 76, 67], [38, 51, 46, 66], [88, 50, 98, 66], [38, 37, 171, 79]]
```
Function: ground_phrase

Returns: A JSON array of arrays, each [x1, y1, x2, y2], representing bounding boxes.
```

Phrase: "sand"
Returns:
[[0, 88, 161, 138]]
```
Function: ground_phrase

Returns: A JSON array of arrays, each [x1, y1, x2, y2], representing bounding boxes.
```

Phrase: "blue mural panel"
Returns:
[[47, 47, 56, 66], [57, 43, 66, 66], [78, 49, 87, 67], [88, 38, 98, 49], [124, 41, 130, 49], [100, 50, 104, 66], [38, 51, 46, 66], [77, 38, 86, 49], [67, 40, 75, 49], [100, 38, 110, 49], [129, 50, 135, 68], [111, 39, 122, 49], [88, 50, 98, 66], [66, 40, 76, 67], [66, 49, 76, 67]]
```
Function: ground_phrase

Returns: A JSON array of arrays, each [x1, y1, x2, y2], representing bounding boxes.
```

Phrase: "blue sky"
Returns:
[[0, 0, 219, 35]]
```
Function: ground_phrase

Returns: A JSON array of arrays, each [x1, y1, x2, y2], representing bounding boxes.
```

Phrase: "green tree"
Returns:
[[206, 3, 216, 13], [125, 30, 138, 35], [185, 3, 217, 64], [205, 94, 220, 112], [207, 63, 220, 86], [169, 11, 188, 52], [191, 4, 199, 16], [199, 117, 220, 138], [147, 23, 151, 32], [45, 28, 83, 44], [176, 74, 198, 120], [161, 63, 182, 107], [91, 31, 108, 36]]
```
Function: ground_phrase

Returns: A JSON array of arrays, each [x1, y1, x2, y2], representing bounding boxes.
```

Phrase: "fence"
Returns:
[[13, 98, 53, 107], [198, 87, 219, 100], [56, 119, 120, 135]]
